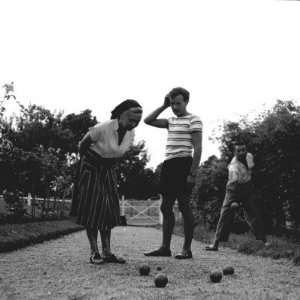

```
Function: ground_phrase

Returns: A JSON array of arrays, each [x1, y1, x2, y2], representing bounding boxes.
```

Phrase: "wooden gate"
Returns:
[[120, 196, 162, 226], [120, 196, 182, 226]]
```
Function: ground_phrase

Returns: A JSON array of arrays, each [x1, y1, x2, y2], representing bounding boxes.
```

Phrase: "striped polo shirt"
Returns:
[[165, 114, 202, 160]]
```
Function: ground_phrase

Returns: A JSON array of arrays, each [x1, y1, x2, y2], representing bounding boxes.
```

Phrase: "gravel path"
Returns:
[[0, 226, 299, 300]]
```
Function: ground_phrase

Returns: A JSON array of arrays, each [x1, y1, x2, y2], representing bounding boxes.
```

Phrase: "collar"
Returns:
[[111, 119, 134, 135], [231, 156, 248, 170], [174, 113, 192, 119], [112, 119, 119, 131], [231, 156, 242, 166]]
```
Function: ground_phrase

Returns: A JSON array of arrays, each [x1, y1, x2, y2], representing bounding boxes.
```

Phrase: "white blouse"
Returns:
[[89, 119, 135, 158]]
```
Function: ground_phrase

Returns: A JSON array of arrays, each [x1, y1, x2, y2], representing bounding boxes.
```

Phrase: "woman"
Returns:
[[71, 99, 143, 264]]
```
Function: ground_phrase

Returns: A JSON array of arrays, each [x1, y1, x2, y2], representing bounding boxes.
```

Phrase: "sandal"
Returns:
[[103, 254, 126, 264], [90, 252, 104, 264]]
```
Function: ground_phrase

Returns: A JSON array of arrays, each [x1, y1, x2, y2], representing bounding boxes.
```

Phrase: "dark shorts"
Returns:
[[159, 156, 193, 197]]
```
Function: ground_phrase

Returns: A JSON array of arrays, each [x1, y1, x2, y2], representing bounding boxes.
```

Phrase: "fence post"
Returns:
[[159, 194, 163, 225], [121, 195, 125, 216], [27, 193, 32, 207]]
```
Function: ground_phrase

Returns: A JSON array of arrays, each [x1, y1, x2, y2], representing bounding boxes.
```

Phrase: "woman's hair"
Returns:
[[111, 99, 142, 119], [169, 87, 190, 102]]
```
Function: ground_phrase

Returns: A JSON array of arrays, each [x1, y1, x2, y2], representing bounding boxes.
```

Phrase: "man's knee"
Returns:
[[160, 200, 174, 217]]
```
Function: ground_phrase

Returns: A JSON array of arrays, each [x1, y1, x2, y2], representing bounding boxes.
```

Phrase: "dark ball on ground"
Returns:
[[156, 266, 162, 271], [139, 264, 150, 276], [154, 273, 168, 288], [210, 271, 222, 283], [223, 266, 234, 275]]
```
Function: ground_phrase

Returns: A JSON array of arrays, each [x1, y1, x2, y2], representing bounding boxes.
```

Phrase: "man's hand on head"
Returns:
[[163, 94, 171, 108]]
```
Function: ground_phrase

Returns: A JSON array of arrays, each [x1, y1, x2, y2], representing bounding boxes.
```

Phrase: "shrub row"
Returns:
[[0, 219, 83, 253]]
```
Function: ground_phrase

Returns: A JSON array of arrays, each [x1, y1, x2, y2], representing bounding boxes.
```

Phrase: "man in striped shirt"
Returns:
[[144, 87, 202, 259]]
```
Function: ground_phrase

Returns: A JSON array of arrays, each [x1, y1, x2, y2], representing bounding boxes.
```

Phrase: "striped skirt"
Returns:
[[70, 149, 121, 230]]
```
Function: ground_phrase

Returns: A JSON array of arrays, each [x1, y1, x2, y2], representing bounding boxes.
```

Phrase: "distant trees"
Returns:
[[192, 155, 227, 228], [117, 141, 159, 199], [194, 100, 300, 232], [0, 104, 97, 197], [3, 97, 299, 230], [0, 103, 158, 200]]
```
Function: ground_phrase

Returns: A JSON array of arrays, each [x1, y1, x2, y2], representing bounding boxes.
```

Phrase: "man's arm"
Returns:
[[144, 95, 170, 128], [189, 131, 202, 176], [246, 152, 255, 177], [226, 167, 239, 191]]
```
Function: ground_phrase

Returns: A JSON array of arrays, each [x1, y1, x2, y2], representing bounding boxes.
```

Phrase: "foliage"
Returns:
[[192, 155, 228, 229], [195, 100, 300, 232], [117, 141, 159, 199], [0, 220, 83, 253], [61, 109, 97, 149], [2, 189, 26, 217], [0, 102, 99, 223], [0, 99, 157, 224]]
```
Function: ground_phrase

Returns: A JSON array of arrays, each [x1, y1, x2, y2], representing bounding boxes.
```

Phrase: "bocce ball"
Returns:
[[209, 271, 222, 283], [154, 273, 168, 288], [139, 264, 150, 276], [223, 266, 234, 275]]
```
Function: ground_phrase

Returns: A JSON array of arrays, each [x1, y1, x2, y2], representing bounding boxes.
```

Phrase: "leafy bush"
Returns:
[[2, 189, 26, 218], [195, 100, 300, 233]]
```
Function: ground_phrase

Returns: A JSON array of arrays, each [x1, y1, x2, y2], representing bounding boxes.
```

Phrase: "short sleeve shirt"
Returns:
[[227, 152, 254, 184], [89, 119, 135, 158], [165, 114, 202, 160]]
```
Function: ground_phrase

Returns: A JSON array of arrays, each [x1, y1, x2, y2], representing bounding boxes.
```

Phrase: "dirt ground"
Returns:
[[0, 226, 299, 300]]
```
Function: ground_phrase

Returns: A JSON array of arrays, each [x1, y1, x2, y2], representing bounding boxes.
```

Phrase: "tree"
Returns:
[[61, 109, 97, 153], [0, 104, 96, 198], [0, 101, 158, 204], [193, 155, 228, 228], [117, 141, 159, 199], [196, 100, 300, 231]]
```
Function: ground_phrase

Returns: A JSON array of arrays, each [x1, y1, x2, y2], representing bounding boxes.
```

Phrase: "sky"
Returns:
[[1, 0, 300, 168]]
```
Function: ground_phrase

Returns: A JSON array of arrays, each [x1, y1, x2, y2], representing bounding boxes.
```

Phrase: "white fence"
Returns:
[[120, 195, 182, 226], [0, 194, 182, 226], [0, 194, 71, 217]]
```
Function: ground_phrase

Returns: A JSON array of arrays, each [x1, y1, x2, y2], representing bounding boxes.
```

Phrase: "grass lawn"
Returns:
[[173, 223, 300, 266], [0, 219, 84, 253]]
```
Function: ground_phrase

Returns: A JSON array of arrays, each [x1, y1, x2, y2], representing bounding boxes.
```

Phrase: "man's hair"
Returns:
[[234, 143, 246, 148], [233, 140, 246, 149], [233, 141, 248, 168], [169, 87, 190, 102]]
